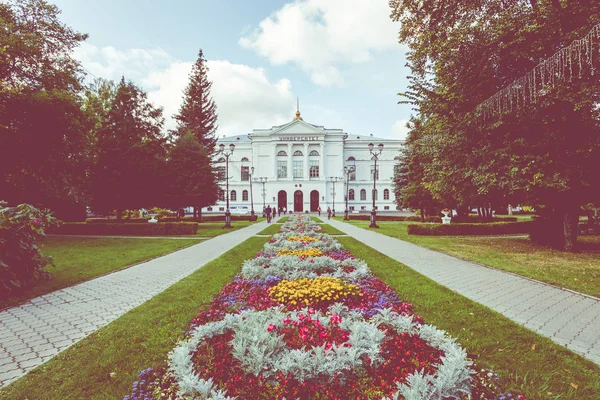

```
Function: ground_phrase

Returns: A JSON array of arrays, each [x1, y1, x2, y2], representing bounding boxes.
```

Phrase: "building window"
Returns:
[[348, 168, 356, 181], [293, 160, 303, 178], [218, 189, 225, 201], [217, 157, 225, 163], [241, 166, 250, 181], [360, 189, 366, 200], [293, 150, 303, 156], [217, 166, 226, 180], [370, 167, 379, 180], [349, 189, 355, 201], [242, 190, 248, 201], [309, 150, 319, 156], [384, 206, 390, 210], [277, 150, 287, 156], [372, 189, 378, 200], [231, 190, 237, 201], [347, 156, 356, 161], [241, 157, 249, 162], [361, 206, 367, 210], [384, 189, 390, 200], [349, 206, 355, 211], [277, 160, 287, 178], [219, 207, 225, 211], [309, 160, 319, 177]]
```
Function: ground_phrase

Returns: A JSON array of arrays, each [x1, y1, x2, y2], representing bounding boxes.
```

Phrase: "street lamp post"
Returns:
[[328, 176, 343, 217], [217, 143, 235, 228], [249, 166, 256, 220], [368, 142, 384, 228], [257, 177, 268, 215], [343, 164, 355, 221]]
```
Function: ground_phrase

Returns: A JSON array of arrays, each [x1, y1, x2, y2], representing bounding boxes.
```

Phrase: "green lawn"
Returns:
[[0, 236, 203, 309], [320, 224, 345, 235], [257, 223, 282, 235], [310, 216, 323, 223], [278, 216, 289, 223], [345, 220, 600, 298], [195, 218, 264, 237], [339, 237, 600, 399], [0, 237, 269, 400]]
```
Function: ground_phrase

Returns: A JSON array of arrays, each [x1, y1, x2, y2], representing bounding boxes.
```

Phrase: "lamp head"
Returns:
[[219, 143, 225, 153], [229, 143, 235, 152], [251, 166, 254, 174], [368, 143, 374, 152], [378, 143, 384, 152]]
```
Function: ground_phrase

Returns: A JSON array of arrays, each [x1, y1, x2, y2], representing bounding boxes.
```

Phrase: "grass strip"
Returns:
[[337, 236, 600, 399], [195, 219, 263, 237], [310, 216, 323, 223], [1, 237, 203, 309], [346, 221, 600, 297], [278, 216, 289, 223], [257, 224, 282, 235], [319, 224, 345, 235], [0, 237, 269, 400]]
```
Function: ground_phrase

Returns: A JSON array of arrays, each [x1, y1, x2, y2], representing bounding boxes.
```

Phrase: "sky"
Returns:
[[51, 0, 413, 141]]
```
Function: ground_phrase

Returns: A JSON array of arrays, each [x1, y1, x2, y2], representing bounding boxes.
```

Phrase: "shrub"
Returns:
[[349, 215, 442, 223], [51, 222, 198, 236], [451, 215, 518, 223], [407, 221, 533, 236], [0, 202, 59, 296]]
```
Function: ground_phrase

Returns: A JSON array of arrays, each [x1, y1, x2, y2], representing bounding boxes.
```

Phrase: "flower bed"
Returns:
[[125, 214, 524, 400]]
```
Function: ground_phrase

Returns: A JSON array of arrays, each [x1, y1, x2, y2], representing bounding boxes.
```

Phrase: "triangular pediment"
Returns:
[[271, 119, 325, 136]]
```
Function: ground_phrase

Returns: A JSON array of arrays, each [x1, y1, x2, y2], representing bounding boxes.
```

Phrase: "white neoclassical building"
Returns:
[[204, 110, 403, 215]]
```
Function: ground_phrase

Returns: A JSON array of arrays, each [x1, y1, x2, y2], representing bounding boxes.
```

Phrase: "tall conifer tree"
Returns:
[[173, 49, 218, 155]]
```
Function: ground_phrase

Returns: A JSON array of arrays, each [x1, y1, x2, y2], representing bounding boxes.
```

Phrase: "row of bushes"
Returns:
[[50, 222, 199, 236], [86, 215, 256, 223], [451, 216, 518, 223], [348, 215, 442, 223], [407, 221, 533, 236]]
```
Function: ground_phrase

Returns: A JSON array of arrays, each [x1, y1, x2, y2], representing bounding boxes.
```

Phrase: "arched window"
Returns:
[[242, 190, 248, 201], [217, 157, 225, 163], [309, 150, 319, 156], [383, 189, 390, 200], [347, 156, 356, 161], [218, 189, 225, 201], [231, 190, 237, 201], [372, 189, 378, 201], [349, 189, 355, 201], [360, 189, 366, 201], [241, 157, 249, 162], [293, 150, 303, 156], [277, 150, 287, 156], [217, 166, 226, 180]]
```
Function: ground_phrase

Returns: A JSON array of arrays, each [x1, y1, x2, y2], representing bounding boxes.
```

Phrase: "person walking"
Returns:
[[266, 205, 272, 223], [327, 207, 332, 220], [272, 206, 277, 221], [317, 206, 321, 216], [278, 207, 281, 217]]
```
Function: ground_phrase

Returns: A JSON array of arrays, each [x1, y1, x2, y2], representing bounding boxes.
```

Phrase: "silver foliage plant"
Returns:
[[241, 254, 370, 280], [167, 214, 473, 399], [263, 232, 343, 254]]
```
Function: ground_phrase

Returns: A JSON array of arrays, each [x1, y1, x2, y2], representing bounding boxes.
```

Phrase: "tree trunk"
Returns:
[[198, 207, 202, 222], [420, 208, 425, 222], [116, 209, 122, 220], [562, 208, 579, 252], [193, 206, 198, 219], [507, 204, 513, 215], [477, 207, 483, 218]]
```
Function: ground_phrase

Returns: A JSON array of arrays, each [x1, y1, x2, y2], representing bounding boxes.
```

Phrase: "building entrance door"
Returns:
[[310, 190, 319, 212], [294, 190, 303, 212], [278, 190, 287, 213]]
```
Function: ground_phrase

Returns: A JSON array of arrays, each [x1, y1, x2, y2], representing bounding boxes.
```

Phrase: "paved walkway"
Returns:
[[327, 219, 600, 365], [0, 220, 270, 387]]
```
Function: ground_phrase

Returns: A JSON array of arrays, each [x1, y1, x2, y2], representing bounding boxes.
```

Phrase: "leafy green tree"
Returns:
[[0, 0, 89, 219], [91, 77, 166, 219], [390, 0, 600, 250], [165, 131, 218, 218]]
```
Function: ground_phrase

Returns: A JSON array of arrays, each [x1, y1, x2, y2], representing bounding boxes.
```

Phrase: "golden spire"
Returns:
[[293, 97, 303, 120]]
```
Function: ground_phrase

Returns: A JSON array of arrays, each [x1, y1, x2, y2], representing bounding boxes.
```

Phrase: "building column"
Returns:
[[303, 143, 309, 179], [272, 144, 277, 180], [287, 143, 293, 179], [319, 142, 325, 181]]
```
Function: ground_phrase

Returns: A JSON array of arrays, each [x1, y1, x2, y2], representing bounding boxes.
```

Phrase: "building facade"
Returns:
[[204, 111, 403, 215]]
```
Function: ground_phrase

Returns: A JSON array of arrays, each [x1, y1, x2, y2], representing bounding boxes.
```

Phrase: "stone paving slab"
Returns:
[[0, 220, 269, 388], [327, 219, 600, 366]]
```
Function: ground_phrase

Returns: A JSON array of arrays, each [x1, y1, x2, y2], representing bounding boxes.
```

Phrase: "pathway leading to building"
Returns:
[[327, 219, 600, 365], [0, 219, 270, 387]]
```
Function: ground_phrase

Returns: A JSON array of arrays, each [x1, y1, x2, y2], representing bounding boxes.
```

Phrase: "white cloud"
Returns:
[[74, 44, 295, 135], [239, 0, 401, 87], [389, 119, 410, 141]]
